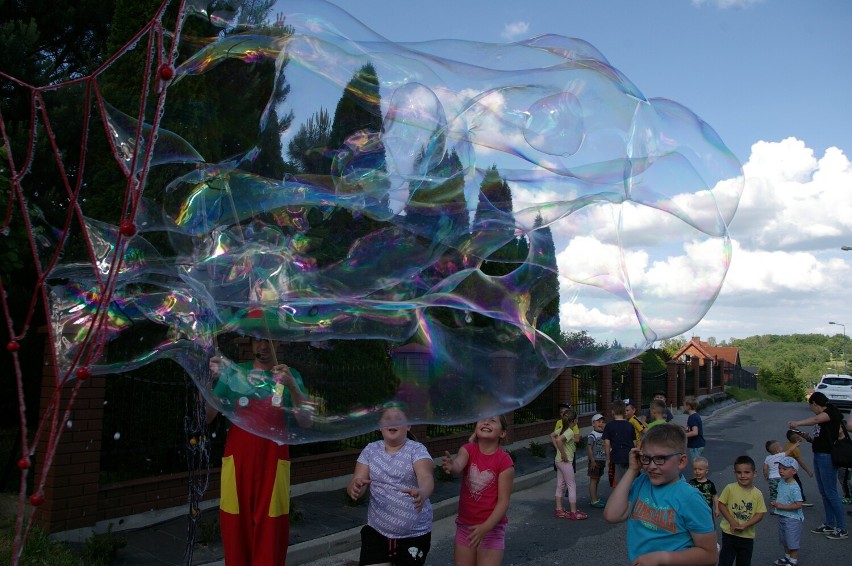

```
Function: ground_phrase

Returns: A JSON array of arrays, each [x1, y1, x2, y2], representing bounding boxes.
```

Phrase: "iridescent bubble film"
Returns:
[[44, 0, 743, 443]]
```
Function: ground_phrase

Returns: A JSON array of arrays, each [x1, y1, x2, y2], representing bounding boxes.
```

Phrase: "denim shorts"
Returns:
[[777, 516, 803, 550]]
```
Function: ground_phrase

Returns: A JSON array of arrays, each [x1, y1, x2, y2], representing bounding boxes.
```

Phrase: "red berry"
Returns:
[[6, 341, 20, 352], [159, 64, 175, 81], [17, 457, 30, 470], [29, 493, 45, 506], [75, 367, 92, 381], [119, 220, 136, 237]]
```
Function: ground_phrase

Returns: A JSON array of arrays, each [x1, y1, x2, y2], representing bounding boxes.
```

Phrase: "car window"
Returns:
[[821, 378, 852, 386]]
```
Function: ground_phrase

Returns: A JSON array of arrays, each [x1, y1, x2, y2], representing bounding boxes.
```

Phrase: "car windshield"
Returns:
[[821, 378, 852, 386]]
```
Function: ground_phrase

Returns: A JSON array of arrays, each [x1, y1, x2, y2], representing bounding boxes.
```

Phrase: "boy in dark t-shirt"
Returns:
[[603, 400, 636, 486]]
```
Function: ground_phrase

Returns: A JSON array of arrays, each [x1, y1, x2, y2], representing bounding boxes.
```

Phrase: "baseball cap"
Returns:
[[778, 456, 799, 471], [592, 413, 605, 422]]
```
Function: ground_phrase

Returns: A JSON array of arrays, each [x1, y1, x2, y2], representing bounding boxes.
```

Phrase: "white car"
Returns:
[[815, 374, 852, 411]]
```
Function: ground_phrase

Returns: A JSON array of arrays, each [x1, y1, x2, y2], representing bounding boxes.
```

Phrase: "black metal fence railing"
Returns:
[[729, 366, 758, 390], [573, 366, 597, 415], [100, 362, 228, 484], [515, 380, 557, 424], [641, 371, 667, 408], [611, 363, 629, 402]]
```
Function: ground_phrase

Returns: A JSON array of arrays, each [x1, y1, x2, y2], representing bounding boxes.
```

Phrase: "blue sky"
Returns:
[[322, 0, 852, 343]]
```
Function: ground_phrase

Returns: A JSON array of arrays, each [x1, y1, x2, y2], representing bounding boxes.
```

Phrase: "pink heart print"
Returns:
[[466, 463, 496, 500]]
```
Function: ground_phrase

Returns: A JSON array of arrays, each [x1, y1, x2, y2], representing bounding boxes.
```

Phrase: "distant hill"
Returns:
[[721, 333, 849, 400]]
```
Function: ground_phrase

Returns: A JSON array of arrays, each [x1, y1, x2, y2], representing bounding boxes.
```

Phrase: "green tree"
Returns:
[[659, 336, 687, 360], [286, 109, 332, 174]]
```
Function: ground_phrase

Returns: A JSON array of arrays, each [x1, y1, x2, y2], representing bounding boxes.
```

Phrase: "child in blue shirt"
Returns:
[[770, 457, 804, 566], [603, 424, 717, 565]]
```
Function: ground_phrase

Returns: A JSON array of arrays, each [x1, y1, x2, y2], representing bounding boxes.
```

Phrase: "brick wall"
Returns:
[[30, 344, 644, 534]]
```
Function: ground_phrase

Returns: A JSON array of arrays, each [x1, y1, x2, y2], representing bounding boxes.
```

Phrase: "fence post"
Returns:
[[555, 367, 573, 408], [598, 365, 613, 418], [488, 349, 518, 429], [391, 343, 433, 425], [629, 358, 642, 406], [677, 360, 686, 408], [692, 357, 701, 398], [33, 346, 103, 533], [665, 360, 678, 413]]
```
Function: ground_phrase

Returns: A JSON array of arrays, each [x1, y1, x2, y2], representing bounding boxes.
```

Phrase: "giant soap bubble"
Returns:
[[39, 0, 743, 443]]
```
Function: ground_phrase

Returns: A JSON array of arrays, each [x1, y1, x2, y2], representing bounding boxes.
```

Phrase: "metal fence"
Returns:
[[642, 371, 667, 407], [100, 362, 228, 484], [573, 366, 598, 415], [729, 366, 758, 390]]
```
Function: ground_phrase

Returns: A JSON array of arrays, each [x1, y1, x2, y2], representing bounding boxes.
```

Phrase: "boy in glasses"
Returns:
[[603, 424, 717, 566], [718, 455, 767, 566]]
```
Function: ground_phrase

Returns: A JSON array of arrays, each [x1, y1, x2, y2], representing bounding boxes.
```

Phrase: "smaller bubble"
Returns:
[[113, 432, 121, 440], [66, 420, 73, 429]]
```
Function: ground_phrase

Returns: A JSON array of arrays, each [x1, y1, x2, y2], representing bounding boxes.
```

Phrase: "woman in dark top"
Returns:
[[788, 392, 847, 538]]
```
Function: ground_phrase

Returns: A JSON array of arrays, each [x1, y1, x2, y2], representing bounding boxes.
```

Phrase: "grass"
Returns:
[[725, 386, 782, 402], [0, 526, 84, 566]]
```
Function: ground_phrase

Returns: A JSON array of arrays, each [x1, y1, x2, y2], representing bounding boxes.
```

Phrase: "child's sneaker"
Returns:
[[825, 528, 848, 539], [842, 497, 852, 504], [810, 523, 834, 534], [554, 509, 571, 519], [590, 499, 606, 508], [572, 510, 589, 520], [772, 558, 790, 566]]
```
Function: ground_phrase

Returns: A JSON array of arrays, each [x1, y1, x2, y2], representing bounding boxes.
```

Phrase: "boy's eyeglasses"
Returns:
[[639, 452, 683, 466]]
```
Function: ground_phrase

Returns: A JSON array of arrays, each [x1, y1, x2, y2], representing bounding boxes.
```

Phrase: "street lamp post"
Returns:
[[829, 321, 847, 374]]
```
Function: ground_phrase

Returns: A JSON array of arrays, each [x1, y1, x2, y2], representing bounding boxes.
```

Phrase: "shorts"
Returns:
[[359, 524, 431, 566], [777, 516, 803, 551], [587, 459, 606, 479], [454, 519, 506, 550]]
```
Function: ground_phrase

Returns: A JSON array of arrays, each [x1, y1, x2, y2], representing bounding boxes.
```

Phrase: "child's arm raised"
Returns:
[[783, 440, 802, 456], [796, 456, 813, 477], [402, 458, 435, 512], [347, 462, 371, 501], [632, 531, 717, 566], [465, 466, 515, 548], [442, 446, 470, 476], [603, 447, 641, 523]]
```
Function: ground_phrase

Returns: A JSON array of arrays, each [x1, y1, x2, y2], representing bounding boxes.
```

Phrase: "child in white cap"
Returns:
[[586, 413, 607, 508], [770, 456, 804, 566]]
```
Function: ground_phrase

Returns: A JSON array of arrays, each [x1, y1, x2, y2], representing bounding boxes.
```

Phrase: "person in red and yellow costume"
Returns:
[[208, 337, 313, 565]]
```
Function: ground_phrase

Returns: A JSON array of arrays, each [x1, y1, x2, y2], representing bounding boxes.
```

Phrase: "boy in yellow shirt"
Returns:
[[718, 455, 767, 566]]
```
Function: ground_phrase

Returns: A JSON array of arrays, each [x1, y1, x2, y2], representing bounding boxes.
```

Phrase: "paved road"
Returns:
[[311, 401, 851, 565]]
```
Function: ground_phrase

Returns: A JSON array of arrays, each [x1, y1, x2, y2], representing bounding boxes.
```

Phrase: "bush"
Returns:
[[527, 440, 547, 458], [0, 526, 83, 565]]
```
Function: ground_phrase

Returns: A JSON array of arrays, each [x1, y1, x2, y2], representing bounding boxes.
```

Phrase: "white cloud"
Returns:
[[549, 137, 852, 341], [733, 138, 852, 251], [501, 21, 530, 41]]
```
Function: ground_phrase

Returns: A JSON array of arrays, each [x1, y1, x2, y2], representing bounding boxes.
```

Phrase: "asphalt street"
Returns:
[[310, 401, 851, 565]]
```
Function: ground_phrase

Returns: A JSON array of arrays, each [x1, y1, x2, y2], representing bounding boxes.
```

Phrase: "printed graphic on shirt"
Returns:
[[631, 499, 678, 533], [466, 463, 496, 501], [729, 498, 755, 523]]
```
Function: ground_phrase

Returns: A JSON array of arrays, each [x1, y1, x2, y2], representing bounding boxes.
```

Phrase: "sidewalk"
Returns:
[[109, 398, 736, 565], [111, 432, 563, 565]]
